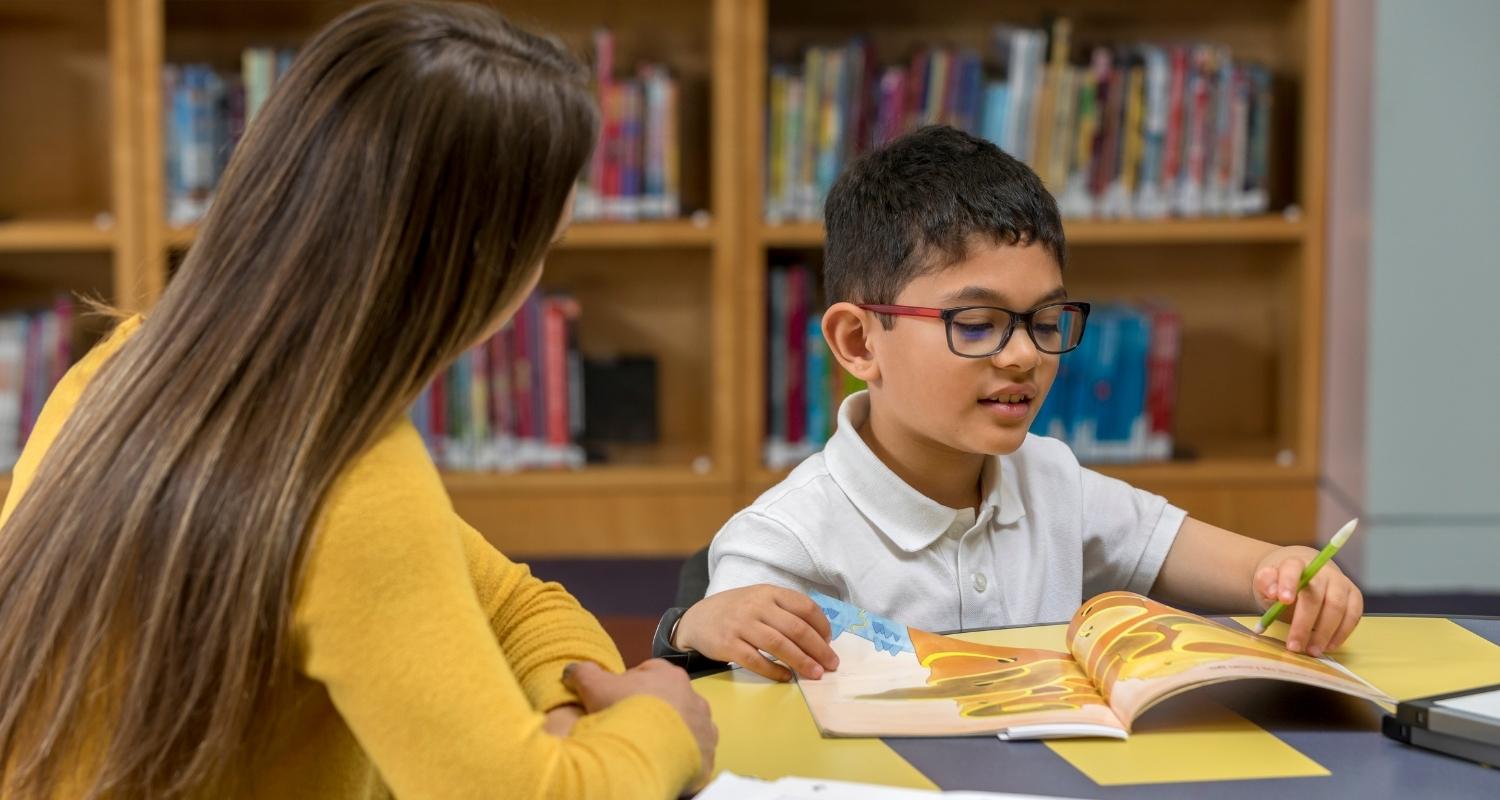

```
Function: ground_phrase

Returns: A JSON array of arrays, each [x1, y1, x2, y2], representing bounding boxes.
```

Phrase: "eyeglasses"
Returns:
[[858, 302, 1092, 358]]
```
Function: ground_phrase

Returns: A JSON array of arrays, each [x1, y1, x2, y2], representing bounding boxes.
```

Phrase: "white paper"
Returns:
[[693, 771, 1086, 800]]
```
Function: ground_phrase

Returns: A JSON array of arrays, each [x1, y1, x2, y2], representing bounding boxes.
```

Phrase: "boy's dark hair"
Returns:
[[823, 125, 1066, 320]]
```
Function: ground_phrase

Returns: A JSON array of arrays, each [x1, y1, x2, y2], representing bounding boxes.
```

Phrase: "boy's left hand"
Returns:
[[1253, 545, 1364, 657]]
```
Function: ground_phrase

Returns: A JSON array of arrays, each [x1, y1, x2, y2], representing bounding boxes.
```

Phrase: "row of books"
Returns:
[[163, 47, 296, 226], [0, 300, 74, 470], [765, 21, 1273, 222], [575, 29, 682, 221], [1030, 303, 1181, 463], [164, 34, 683, 227], [761, 266, 1181, 467], [410, 292, 586, 472], [762, 265, 861, 469]]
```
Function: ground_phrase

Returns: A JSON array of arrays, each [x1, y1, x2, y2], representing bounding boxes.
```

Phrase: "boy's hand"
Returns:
[[1253, 545, 1364, 657], [673, 584, 839, 682]]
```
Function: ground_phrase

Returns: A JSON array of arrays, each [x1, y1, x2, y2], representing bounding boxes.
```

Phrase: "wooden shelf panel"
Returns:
[[0, 218, 114, 252], [752, 453, 1313, 492], [0, 465, 726, 504], [559, 220, 718, 249], [444, 464, 724, 494], [760, 215, 1306, 249], [164, 220, 719, 251]]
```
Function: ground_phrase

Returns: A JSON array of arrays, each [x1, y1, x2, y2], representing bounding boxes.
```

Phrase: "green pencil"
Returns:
[[1254, 518, 1359, 635]]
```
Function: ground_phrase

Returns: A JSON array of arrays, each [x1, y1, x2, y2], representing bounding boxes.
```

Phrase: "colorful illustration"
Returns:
[[813, 592, 913, 656], [861, 628, 1109, 719], [797, 591, 1393, 739]]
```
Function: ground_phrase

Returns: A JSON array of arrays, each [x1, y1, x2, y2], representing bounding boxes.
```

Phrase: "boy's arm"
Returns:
[[1152, 517, 1365, 657]]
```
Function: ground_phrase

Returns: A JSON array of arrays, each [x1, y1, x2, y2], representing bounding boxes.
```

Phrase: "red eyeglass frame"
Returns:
[[856, 301, 1092, 357]]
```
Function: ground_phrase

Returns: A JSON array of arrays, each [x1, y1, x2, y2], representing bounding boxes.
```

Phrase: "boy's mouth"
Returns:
[[978, 387, 1036, 422]]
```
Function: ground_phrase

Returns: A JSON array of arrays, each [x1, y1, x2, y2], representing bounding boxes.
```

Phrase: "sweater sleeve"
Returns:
[[459, 519, 624, 711], [292, 428, 701, 799]]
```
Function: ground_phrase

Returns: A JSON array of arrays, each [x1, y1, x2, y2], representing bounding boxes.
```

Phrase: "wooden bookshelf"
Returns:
[[138, 0, 745, 555], [738, 0, 1331, 545], [3, 0, 1333, 553]]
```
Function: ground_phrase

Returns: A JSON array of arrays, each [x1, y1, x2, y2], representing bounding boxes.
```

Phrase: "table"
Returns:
[[693, 614, 1500, 798]]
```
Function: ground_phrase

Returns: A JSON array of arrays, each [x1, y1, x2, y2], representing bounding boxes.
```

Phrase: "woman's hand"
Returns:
[[564, 659, 717, 790]]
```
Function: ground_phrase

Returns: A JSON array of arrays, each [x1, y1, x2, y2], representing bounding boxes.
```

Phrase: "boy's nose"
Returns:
[[991, 329, 1040, 371]]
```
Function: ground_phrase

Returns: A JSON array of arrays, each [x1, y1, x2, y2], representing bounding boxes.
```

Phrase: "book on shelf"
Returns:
[[764, 20, 1273, 223], [163, 47, 297, 227], [0, 298, 74, 471], [411, 291, 585, 472], [763, 264, 855, 470], [574, 29, 681, 222], [1031, 303, 1180, 464], [798, 590, 1392, 740]]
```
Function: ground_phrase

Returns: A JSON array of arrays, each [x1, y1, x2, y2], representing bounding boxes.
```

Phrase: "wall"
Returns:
[[1323, 0, 1500, 590]]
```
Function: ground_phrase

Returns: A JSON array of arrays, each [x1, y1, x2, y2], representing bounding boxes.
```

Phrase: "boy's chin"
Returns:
[[960, 425, 1031, 457]]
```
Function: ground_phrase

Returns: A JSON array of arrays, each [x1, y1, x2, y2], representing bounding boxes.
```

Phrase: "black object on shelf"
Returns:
[[582, 356, 658, 461]]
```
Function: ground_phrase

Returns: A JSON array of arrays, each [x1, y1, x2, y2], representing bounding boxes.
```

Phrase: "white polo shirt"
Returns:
[[706, 392, 1187, 632]]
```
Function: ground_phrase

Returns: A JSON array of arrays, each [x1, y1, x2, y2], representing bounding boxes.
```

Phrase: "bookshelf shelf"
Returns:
[[752, 453, 1312, 495], [558, 220, 719, 249], [758, 216, 1306, 249], [165, 220, 720, 252], [443, 464, 724, 494], [0, 218, 115, 253]]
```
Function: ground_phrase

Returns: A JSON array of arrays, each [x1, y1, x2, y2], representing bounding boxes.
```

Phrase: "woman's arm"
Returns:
[[295, 495, 700, 799], [458, 519, 624, 711]]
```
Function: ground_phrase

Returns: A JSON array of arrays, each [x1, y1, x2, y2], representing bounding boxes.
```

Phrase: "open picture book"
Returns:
[[797, 590, 1395, 740]]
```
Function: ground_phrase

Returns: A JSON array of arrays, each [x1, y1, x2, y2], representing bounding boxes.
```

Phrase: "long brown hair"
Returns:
[[0, 2, 597, 796]]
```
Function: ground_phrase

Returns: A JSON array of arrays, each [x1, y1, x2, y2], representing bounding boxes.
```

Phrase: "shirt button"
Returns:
[[972, 573, 988, 593]]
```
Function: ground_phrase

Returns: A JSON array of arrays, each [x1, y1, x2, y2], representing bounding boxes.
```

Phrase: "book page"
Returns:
[[797, 592, 1125, 738], [1066, 591, 1394, 726]]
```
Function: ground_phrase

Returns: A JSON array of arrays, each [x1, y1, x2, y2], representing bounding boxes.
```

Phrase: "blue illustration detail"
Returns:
[[809, 591, 914, 655]]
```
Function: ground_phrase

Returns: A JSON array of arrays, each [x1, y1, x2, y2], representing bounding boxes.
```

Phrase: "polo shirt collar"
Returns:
[[824, 392, 1027, 553]]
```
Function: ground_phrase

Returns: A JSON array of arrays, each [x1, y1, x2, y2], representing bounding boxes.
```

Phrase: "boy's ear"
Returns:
[[822, 302, 881, 383]]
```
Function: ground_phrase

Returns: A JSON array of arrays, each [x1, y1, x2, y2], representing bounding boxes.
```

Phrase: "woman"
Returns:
[[0, 2, 714, 797]]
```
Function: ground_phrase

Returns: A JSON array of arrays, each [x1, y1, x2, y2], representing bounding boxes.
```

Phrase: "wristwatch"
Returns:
[[652, 606, 691, 663]]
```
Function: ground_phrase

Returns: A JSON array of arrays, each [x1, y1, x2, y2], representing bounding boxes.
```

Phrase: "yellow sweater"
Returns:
[[0, 318, 700, 798]]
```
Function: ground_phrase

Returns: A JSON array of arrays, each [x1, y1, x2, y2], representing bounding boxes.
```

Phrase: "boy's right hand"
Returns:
[[672, 584, 839, 682]]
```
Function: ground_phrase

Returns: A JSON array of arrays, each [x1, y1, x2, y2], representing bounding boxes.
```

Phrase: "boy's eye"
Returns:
[[953, 322, 994, 340]]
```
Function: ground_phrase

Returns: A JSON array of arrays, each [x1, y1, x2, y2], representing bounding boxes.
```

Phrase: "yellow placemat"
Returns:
[[958, 623, 1329, 785], [693, 668, 937, 790], [1044, 701, 1328, 785], [1233, 615, 1500, 701]]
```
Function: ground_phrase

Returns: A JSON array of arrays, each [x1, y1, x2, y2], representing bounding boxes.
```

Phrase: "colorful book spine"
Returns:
[[164, 48, 295, 226], [764, 265, 847, 468], [542, 296, 574, 448], [409, 291, 586, 471], [762, 25, 1274, 222], [1146, 306, 1182, 461], [1029, 302, 1179, 464], [0, 303, 72, 469], [767, 268, 789, 447], [784, 267, 809, 446], [805, 316, 831, 446]]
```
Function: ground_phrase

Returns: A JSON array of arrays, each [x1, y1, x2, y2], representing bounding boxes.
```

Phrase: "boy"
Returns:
[[655, 126, 1362, 682]]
